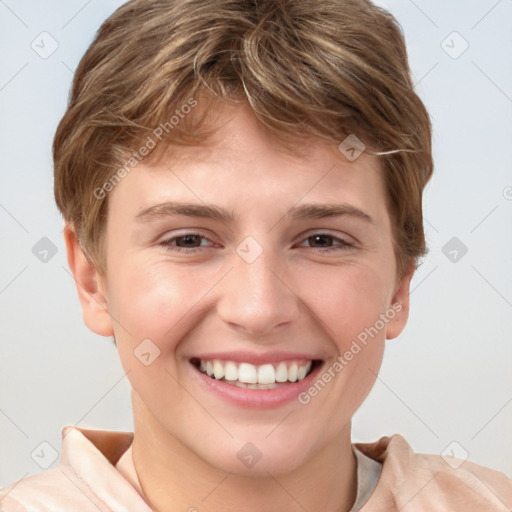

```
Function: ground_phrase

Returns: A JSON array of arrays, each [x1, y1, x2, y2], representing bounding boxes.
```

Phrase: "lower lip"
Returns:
[[191, 362, 324, 409]]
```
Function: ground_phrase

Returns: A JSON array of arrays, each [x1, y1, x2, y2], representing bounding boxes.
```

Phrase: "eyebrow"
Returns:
[[287, 203, 375, 224], [135, 201, 235, 223], [135, 201, 374, 225]]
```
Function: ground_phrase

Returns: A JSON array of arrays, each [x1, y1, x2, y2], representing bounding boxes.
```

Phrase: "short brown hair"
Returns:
[[54, 0, 433, 278]]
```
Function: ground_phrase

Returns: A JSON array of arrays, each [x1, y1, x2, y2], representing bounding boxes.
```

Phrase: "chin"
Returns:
[[192, 431, 316, 477]]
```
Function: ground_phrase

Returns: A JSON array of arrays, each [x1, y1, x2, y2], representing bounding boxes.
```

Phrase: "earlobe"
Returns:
[[385, 265, 415, 340], [64, 226, 114, 337]]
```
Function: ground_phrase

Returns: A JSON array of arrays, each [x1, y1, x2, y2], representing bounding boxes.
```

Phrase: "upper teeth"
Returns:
[[199, 359, 312, 384]]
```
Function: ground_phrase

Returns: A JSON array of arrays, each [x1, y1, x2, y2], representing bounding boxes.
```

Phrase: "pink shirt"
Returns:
[[1, 426, 511, 511]]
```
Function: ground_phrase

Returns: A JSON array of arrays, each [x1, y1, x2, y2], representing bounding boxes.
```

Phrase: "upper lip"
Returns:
[[190, 351, 323, 365]]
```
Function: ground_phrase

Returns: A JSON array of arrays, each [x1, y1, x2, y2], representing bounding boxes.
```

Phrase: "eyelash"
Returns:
[[159, 232, 354, 254]]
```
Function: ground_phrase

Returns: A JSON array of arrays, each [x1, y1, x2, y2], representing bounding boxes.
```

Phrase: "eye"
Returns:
[[160, 233, 214, 252], [298, 233, 354, 251]]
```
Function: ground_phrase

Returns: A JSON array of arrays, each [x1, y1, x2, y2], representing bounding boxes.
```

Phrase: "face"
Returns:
[[69, 104, 412, 476]]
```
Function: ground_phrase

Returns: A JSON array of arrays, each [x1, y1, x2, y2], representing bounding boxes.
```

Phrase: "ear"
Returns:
[[385, 263, 415, 340], [64, 226, 114, 337]]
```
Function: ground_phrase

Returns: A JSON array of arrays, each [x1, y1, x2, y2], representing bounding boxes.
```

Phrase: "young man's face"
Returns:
[[69, 104, 412, 475]]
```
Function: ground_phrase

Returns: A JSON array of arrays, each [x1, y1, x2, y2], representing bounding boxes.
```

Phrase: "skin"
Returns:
[[66, 104, 413, 512]]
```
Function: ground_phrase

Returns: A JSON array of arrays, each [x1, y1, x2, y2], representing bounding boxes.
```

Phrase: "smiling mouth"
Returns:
[[190, 358, 322, 389]]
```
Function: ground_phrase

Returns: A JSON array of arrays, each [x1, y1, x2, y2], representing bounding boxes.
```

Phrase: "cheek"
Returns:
[[106, 256, 226, 355], [105, 259, 205, 406], [301, 262, 392, 348], [297, 265, 391, 429]]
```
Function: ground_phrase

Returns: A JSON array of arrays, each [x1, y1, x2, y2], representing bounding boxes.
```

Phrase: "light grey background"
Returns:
[[1, 0, 511, 488]]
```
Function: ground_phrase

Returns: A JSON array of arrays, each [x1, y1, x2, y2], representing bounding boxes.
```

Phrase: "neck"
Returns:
[[130, 395, 357, 512]]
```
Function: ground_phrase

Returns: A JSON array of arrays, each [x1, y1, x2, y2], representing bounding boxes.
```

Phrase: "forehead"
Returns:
[[107, 105, 389, 229]]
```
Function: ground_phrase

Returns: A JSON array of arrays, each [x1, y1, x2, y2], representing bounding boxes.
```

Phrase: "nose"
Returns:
[[216, 246, 300, 337]]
